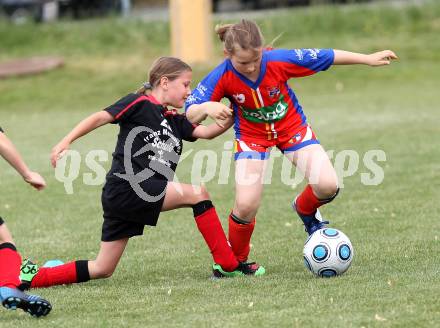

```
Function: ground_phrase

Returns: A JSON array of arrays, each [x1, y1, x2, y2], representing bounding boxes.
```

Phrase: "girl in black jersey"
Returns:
[[0, 127, 52, 317], [22, 57, 264, 291]]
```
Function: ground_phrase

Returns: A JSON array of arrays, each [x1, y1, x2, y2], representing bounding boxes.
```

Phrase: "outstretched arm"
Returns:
[[192, 116, 234, 140], [0, 131, 46, 190], [51, 111, 114, 167], [186, 102, 233, 127], [333, 49, 398, 66]]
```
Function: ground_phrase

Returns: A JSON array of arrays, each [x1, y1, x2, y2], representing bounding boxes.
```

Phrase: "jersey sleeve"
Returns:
[[269, 48, 334, 79], [174, 114, 198, 142], [184, 63, 227, 112], [104, 93, 146, 124], [0, 127, 3, 133]]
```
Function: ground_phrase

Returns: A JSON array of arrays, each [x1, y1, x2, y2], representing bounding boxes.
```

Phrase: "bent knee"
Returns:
[[234, 200, 259, 220], [314, 182, 339, 200], [94, 268, 114, 279], [193, 185, 210, 203], [89, 263, 116, 279]]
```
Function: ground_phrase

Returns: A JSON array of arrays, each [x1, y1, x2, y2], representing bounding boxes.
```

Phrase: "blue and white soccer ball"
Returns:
[[303, 228, 353, 277]]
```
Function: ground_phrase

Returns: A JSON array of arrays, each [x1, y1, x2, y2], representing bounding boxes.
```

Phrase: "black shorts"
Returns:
[[101, 178, 168, 242], [101, 216, 145, 242]]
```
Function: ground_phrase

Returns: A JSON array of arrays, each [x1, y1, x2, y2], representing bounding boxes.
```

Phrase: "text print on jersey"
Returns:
[[113, 125, 181, 202], [241, 94, 288, 123]]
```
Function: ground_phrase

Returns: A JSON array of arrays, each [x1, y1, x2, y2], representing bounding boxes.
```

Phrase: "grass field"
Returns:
[[1, 1, 439, 327]]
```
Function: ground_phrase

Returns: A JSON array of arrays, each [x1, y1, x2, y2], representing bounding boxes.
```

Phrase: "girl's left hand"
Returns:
[[51, 140, 70, 168], [367, 50, 398, 66]]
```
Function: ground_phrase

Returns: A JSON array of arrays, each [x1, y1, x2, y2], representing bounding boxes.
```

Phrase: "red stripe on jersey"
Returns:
[[146, 94, 161, 105], [115, 95, 148, 120]]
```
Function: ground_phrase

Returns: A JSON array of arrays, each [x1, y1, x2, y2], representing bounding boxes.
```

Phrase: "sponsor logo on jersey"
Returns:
[[305, 48, 320, 60], [294, 49, 304, 61], [241, 94, 288, 123], [289, 132, 302, 144], [267, 86, 280, 98], [196, 83, 207, 96], [160, 119, 172, 131], [233, 93, 246, 103]]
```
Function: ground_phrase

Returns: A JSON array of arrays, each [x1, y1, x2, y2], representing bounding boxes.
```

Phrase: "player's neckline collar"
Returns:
[[145, 94, 162, 105], [227, 52, 267, 90]]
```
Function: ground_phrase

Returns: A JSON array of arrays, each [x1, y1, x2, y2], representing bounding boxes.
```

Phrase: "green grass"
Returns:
[[1, 1, 440, 327]]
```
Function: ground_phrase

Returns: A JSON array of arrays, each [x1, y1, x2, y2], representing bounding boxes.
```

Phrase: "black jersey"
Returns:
[[0, 127, 3, 133], [104, 93, 197, 186]]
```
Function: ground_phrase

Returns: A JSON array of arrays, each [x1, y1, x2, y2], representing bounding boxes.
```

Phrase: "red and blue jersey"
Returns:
[[185, 48, 334, 142]]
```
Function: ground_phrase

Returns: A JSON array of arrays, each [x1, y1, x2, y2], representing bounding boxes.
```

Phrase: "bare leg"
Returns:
[[161, 182, 210, 211], [284, 144, 338, 198], [226, 158, 267, 262], [233, 159, 267, 221], [0, 224, 14, 245], [87, 238, 129, 279], [285, 144, 339, 234], [88, 182, 215, 279], [161, 181, 239, 272]]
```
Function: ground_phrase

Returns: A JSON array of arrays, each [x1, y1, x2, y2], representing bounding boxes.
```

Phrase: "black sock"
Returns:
[[75, 260, 90, 283], [192, 200, 214, 217], [0, 242, 16, 251], [230, 213, 251, 225]]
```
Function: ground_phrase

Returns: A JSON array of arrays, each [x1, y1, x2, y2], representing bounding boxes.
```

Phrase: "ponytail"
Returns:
[[215, 23, 234, 42], [215, 19, 264, 54], [136, 57, 191, 95], [136, 81, 153, 95]]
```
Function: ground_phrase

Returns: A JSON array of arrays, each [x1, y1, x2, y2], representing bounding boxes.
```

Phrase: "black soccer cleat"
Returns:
[[0, 287, 52, 317], [293, 198, 330, 235]]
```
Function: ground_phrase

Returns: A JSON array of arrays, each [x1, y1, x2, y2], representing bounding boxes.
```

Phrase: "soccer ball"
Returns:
[[303, 228, 353, 277]]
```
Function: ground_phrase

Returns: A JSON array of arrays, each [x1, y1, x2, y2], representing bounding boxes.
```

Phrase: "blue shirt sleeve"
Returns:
[[185, 62, 227, 112], [268, 48, 334, 78]]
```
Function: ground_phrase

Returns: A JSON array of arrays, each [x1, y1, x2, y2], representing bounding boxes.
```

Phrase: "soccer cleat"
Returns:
[[293, 198, 330, 235], [19, 259, 39, 291], [212, 261, 266, 278], [0, 287, 52, 317]]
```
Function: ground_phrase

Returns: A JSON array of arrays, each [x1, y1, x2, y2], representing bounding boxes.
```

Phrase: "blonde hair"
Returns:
[[215, 19, 264, 54], [136, 56, 192, 95]]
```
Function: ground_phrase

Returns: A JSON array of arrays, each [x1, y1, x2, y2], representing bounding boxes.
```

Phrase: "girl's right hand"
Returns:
[[207, 102, 233, 127], [50, 140, 70, 168], [23, 171, 46, 190]]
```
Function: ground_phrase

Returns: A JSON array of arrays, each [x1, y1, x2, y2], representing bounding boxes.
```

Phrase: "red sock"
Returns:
[[228, 215, 255, 263], [295, 185, 322, 215], [194, 207, 239, 272], [31, 260, 89, 288], [0, 245, 21, 288]]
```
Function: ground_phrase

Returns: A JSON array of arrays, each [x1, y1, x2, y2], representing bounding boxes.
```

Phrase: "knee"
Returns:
[[234, 199, 259, 220], [95, 268, 114, 279], [0, 222, 14, 245], [90, 262, 115, 279], [317, 183, 339, 200], [193, 185, 210, 203], [0, 237, 14, 245], [313, 180, 339, 202]]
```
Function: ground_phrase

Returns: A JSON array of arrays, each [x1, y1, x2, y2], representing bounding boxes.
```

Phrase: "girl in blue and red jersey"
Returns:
[[185, 19, 397, 274], [0, 128, 52, 317], [19, 56, 264, 293]]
